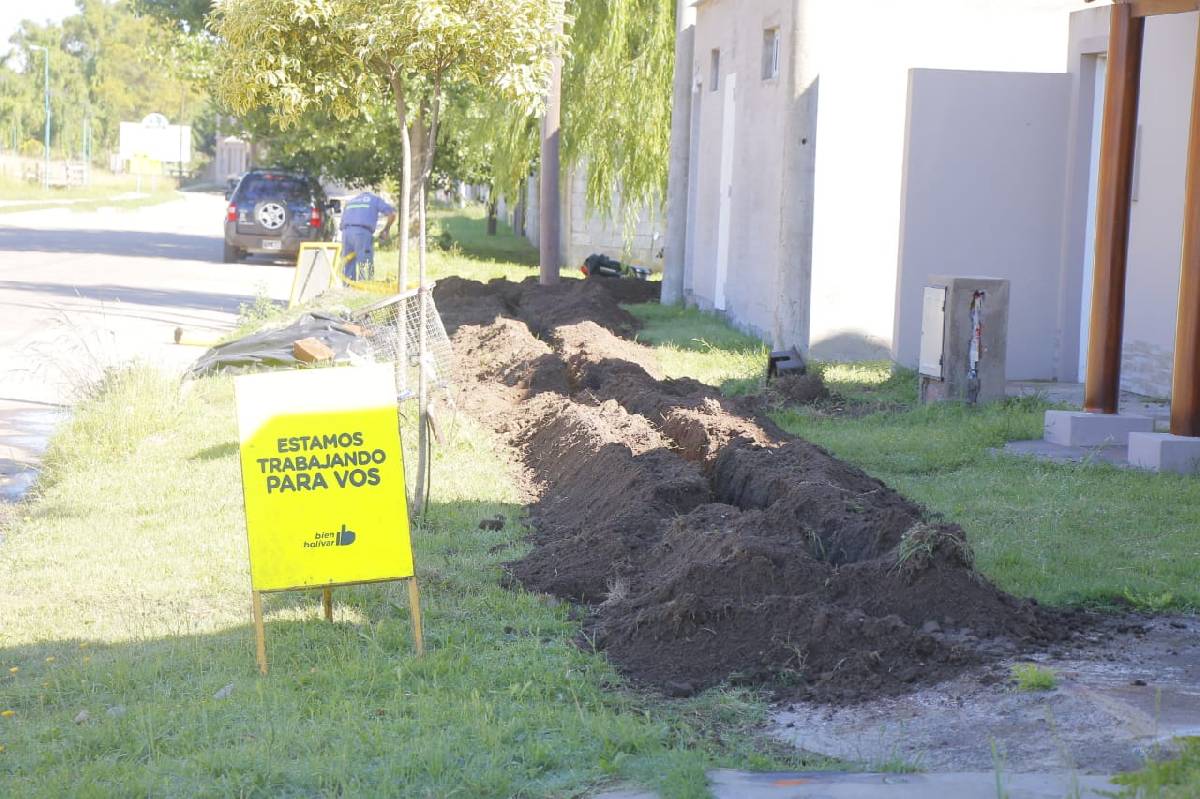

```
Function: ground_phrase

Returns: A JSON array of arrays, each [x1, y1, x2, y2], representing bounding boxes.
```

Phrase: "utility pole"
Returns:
[[29, 45, 49, 191], [538, 8, 563, 286]]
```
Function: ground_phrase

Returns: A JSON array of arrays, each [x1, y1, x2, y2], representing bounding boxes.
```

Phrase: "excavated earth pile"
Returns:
[[433, 276, 1077, 704]]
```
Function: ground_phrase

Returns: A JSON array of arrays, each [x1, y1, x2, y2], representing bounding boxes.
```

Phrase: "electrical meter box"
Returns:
[[918, 276, 1010, 405]]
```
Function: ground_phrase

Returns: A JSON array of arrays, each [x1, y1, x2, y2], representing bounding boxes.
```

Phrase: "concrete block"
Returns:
[[293, 337, 335, 364], [1043, 410, 1154, 447], [1128, 432, 1200, 474], [921, 275, 1009, 405]]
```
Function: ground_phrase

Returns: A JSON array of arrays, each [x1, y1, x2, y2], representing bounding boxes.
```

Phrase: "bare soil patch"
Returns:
[[434, 278, 1085, 704]]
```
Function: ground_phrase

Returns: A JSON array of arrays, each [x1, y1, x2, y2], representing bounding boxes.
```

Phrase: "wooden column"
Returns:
[[1083, 3, 1145, 415], [1170, 22, 1200, 437]]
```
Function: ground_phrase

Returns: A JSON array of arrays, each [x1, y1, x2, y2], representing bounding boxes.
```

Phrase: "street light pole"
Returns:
[[29, 45, 49, 191]]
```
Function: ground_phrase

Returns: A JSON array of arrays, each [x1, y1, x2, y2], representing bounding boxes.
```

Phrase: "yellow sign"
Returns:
[[234, 364, 412, 592]]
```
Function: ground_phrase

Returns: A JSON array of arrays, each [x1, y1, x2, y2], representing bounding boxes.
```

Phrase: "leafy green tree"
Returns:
[[213, 0, 564, 280], [0, 1, 207, 163], [215, 0, 565, 512]]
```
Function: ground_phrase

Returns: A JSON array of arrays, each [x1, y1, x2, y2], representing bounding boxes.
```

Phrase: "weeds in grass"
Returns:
[[1113, 737, 1200, 797], [1010, 663, 1057, 692], [235, 286, 280, 329], [1122, 588, 1177, 613]]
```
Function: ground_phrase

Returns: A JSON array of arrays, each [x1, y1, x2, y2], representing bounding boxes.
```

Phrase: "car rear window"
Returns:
[[237, 175, 311, 204]]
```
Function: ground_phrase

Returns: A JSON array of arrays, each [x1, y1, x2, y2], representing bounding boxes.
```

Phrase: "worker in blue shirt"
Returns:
[[339, 191, 397, 279]]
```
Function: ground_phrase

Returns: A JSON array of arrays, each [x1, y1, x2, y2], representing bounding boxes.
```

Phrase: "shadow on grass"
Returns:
[[191, 441, 239, 461]]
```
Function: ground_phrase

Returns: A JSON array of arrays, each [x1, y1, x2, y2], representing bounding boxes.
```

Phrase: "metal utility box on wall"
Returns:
[[918, 276, 1010, 405]]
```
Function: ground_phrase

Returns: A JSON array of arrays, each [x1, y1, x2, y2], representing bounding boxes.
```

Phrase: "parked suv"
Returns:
[[223, 170, 338, 263]]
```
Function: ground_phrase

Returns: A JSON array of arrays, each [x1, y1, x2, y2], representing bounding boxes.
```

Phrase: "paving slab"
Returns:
[[706, 769, 1116, 798], [1000, 438, 1131, 467]]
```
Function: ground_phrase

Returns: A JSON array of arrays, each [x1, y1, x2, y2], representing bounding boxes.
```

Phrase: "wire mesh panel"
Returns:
[[351, 287, 454, 402]]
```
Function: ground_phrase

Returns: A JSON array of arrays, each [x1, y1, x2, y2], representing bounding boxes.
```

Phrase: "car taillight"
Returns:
[[226, 204, 237, 223], [309, 206, 321, 227]]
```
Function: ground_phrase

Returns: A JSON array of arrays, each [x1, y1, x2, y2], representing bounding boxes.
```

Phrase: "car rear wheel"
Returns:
[[223, 241, 242, 263]]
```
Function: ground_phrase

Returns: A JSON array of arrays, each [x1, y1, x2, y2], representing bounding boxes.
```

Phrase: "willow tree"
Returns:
[[452, 0, 674, 242], [563, 0, 674, 222]]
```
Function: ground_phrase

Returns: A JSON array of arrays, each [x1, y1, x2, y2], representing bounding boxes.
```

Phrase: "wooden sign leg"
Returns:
[[252, 591, 268, 675], [407, 578, 425, 655], [322, 587, 333, 622]]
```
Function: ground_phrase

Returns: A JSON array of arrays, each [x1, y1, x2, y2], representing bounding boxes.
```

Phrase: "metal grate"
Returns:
[[351, 286, 454, 402]]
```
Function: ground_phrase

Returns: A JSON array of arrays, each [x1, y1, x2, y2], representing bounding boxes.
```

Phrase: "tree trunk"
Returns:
[[413, 77, 443, 518], [487, 200, 498, 235], [514, 179, 525, 237], [390, 74, 414, 513], [539, 13, 564, 285], [390, 75, 412, 295]]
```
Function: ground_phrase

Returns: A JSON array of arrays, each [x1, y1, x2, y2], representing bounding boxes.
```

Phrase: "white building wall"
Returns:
[[683, 0, 1195, 396], [1118, 12, 1197, 397], [564, 165, 664, 270], [687, 0, 1091, 356], [689, 0, 794, 339], [894, 69, 1071, 380], [806, 0, 1091, 360]]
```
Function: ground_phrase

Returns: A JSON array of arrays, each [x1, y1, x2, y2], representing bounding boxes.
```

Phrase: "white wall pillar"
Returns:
[[662, 0, 697, 305], [773, 0, 819, 353]]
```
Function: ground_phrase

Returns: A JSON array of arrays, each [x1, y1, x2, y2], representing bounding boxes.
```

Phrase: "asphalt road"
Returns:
[[0, 191, 295, 499]]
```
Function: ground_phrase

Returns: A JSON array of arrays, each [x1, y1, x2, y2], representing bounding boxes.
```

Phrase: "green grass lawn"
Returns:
[[0, 170, 178, 213], [371, 205, 577, 288], [4, 208, 1198, 795], [0, 367, 816, 797]]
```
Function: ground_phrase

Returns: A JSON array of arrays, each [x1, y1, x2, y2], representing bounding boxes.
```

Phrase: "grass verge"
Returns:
[[0, 367, 821, 797]]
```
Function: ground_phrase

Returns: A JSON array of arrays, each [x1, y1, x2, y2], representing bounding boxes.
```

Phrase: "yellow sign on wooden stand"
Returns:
[[234, 364, 422, 673]]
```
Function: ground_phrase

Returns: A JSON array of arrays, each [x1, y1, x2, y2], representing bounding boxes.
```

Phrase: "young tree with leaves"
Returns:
[[215, 0, 561, 284], [214, 0, 563, 511]]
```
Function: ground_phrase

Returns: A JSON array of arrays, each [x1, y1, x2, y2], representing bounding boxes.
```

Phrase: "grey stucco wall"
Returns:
[[515, 165, 663, 272]]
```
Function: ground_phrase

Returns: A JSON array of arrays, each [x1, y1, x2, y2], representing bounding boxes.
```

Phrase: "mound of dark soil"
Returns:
[[584, 275, 662, 305], [436, 277, 1078, 703], [768, 372, 831, 405]]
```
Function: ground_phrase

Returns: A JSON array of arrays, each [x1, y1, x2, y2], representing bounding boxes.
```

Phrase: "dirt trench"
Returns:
[[434, 276, 1077, 704]]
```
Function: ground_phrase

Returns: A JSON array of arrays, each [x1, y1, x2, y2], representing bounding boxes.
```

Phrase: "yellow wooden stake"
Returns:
[[322, 587, 333, 622], [407, 578, 425, 655], [252, 591, 268, 675]]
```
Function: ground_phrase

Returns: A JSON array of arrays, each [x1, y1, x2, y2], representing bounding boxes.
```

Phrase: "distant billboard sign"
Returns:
[[119, 113, 191, 165]]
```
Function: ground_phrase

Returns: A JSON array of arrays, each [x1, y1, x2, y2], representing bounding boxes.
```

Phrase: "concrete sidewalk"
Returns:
[[596, 769, 1118, 799]]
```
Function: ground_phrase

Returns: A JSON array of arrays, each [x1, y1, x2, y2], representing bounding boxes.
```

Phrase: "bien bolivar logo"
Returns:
[[303, 524, 357, 549]]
